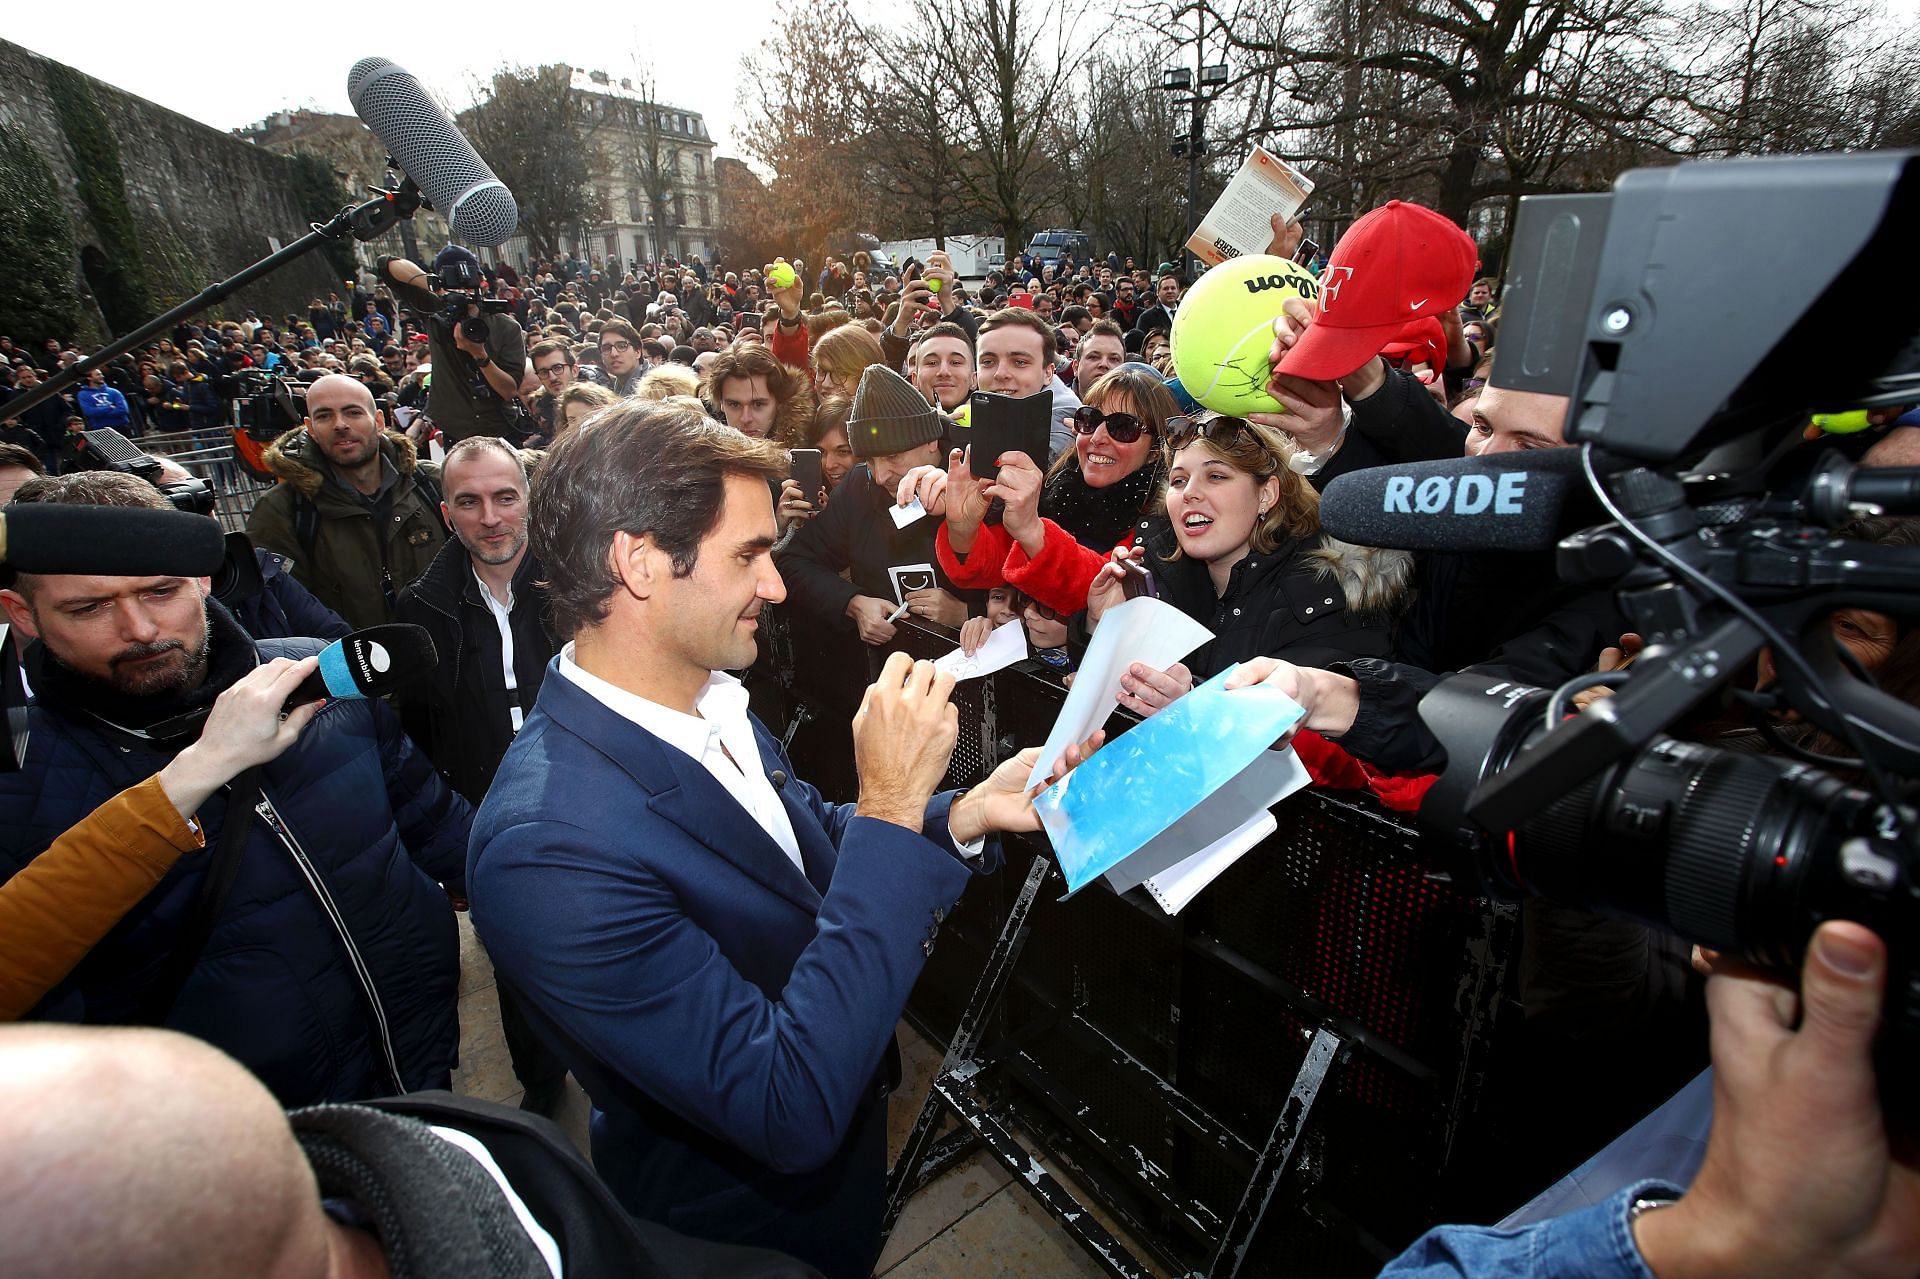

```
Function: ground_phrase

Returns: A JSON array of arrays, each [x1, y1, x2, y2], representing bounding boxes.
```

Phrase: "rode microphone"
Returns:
[[0, 505, 227, 577], [347, 58, 519, 247], [1319, 450, 1588, 552], [286, 624, 438, 710]]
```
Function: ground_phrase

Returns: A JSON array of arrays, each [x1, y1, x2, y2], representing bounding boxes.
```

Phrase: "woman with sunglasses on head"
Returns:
[[1086, 414, 1410, 717], [912, 365, 1175, 617]]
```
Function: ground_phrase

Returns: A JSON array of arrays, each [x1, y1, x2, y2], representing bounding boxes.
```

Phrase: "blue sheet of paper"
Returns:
[[1033, 663, 1307, 894]]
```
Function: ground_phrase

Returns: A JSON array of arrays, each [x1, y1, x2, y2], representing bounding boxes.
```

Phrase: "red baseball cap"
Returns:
[[1379, 316, 1447, 373], [1278, 201, 1478, 381]]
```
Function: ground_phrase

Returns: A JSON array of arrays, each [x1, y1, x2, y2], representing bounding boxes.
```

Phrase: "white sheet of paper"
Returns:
[[1101, 746, 1310, 896], [933, 620, 1027, 681], [1143, 809, 1278, 915], [889, 497, 928, 529], [1025, 597, 1213, 790]]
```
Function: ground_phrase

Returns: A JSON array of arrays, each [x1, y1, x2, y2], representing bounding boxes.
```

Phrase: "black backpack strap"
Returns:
[[136, 767, 263, 1025]]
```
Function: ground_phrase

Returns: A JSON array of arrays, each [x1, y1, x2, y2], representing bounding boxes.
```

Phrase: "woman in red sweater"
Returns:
[[919, 365, 1174, 615]]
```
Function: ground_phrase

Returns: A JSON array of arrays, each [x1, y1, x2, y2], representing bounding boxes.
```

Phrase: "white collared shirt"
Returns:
[[556, 644, 805, 877], [474, 567, 522, 733]]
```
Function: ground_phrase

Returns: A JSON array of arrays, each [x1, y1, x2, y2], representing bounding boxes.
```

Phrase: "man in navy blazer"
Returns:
[[468, 401, 1099, 1278]]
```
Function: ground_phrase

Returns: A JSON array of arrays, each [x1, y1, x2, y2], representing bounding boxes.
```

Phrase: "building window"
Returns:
[[674, 194, 686, 226], [627, 188, 642, 220], [696, 196, 708, 226], [695, 153, 705, 179]]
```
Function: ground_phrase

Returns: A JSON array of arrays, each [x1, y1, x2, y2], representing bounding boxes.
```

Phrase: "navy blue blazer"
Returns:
[[468, 659, 996, 1277]]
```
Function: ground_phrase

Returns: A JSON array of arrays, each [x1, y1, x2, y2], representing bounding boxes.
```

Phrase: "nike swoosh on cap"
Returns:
[[1410, 298, 1429, 309]]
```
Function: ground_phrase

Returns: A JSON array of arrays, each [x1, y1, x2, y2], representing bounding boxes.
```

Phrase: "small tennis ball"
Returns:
[[927, 278, 943, 294], [767, 262, 797, 289], [1811, 411, 1872, 434], [1171, 255, 1322, 415]]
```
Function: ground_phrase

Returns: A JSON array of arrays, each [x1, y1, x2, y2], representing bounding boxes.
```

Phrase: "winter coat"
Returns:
[[246, 428, 448, 631], [395, 540, 558, 805], [0, 624, 471, 1106], [776, 464, 963, 634], [1139, 516, 1411, 679], [229, 546, 354, 644]]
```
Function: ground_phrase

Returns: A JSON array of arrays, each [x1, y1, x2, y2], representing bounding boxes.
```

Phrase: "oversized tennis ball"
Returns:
[[767, 261, 797, 289], [1171, 255, 1322, 415]]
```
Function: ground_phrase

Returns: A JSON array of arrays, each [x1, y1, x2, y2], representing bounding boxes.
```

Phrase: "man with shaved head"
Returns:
[[0, 1025, 821, 1278], [247, 372, 449, 628]]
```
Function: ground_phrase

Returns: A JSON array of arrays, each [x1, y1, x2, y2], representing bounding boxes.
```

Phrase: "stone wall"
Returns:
[[0, 38, 362, 343]]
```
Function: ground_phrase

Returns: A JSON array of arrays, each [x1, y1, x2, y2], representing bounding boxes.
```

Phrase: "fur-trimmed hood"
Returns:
[[264, 425, 424, 501], [1306, 538, 1413, 619]]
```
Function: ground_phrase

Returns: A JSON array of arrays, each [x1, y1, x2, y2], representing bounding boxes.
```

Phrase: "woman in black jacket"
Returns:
[[1086, 414, 1409, 717]]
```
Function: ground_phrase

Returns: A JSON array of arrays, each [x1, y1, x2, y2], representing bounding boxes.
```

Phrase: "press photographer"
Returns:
[[379, 246, 527, 443]]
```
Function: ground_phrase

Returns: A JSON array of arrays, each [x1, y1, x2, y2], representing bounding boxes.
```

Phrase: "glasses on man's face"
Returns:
[[1165, 415, 1252, 450], [536, 362, 572, 379], [600, 341, 633, 355], [1072, 405, 1151, 444]]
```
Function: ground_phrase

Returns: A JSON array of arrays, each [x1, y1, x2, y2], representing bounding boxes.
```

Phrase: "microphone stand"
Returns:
[[4, 177, 426, 424]]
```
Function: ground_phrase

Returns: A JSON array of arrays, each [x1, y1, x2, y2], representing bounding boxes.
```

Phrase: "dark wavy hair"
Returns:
[[530, 400, 787, 636]]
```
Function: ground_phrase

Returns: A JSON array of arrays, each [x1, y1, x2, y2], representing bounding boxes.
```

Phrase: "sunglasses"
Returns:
[[1165, 415, 1252, 450], [1071, 405, 1152, 444]]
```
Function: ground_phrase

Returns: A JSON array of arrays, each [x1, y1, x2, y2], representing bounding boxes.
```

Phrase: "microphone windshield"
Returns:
[[1, 505, 227, 578], [295, 624, 439, 709], [1320, 450, 1588, 552], [347, 58, 519, 247]]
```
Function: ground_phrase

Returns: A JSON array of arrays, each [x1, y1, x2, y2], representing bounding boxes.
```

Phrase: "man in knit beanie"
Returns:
[[778, 365, 973, 646]]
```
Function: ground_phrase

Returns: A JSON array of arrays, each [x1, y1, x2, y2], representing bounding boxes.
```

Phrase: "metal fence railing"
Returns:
[[137, 427, 276, 533]]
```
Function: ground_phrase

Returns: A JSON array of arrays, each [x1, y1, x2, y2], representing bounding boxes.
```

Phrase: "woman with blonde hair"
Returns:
[[1084, 413, 1409, 715], [636, 364, 700, 401], [809, 323, 887, 399], [556, 381, 618, 440]]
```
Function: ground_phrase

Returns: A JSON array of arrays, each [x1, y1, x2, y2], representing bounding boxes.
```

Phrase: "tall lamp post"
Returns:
[[1162, 9, 1228, 279]]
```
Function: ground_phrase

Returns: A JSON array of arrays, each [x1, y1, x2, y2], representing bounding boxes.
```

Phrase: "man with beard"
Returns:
[[0, 473, 471, 1106], [396, 437, 567, 1117], [247, 374, 447, 629]]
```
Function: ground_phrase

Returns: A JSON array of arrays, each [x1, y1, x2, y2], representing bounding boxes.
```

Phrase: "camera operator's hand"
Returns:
[[156, 657, 322, 821], [1632, 920, 1919, 1279], [846, 595, 900, 646], [1572, 632, 1644, 711], [948, 729, 1107, 843], [452, 325, 490, 361], [853, 652, 959, 834], [1223, 657, 1361, 739]]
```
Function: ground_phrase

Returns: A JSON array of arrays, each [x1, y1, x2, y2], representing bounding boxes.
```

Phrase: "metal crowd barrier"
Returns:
[[772, 617, 1518, 1278], [136, 426, 276, 534]]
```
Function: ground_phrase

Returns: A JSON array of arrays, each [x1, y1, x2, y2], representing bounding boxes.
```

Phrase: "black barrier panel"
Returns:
[[776, 618, 1516, 1277]]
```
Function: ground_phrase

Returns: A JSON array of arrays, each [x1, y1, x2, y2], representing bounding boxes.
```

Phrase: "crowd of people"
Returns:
[[1, 191, 1916, 1279]]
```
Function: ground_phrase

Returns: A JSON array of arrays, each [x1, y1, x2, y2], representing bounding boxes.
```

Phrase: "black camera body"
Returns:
[[1407, 150, 1920, 1094], [67, 428, 214, 516], [443, 291, 511, 345]]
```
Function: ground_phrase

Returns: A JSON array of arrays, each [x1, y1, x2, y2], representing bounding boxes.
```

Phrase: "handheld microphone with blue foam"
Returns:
[[284, 624, 438, 711], [347, 58, 519, 247], [1318, 449, 1589, 553]]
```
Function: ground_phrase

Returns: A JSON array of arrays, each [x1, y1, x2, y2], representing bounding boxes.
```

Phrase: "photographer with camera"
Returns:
[[379, 246, 528, 444]]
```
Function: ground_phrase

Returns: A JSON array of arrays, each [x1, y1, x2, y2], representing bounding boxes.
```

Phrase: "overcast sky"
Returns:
[[2, 1, 809, 159]]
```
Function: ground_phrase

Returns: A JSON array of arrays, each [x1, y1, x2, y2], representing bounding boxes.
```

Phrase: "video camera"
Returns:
[[65, 428, 215, 516], [1412, 150, 1920, 1093], [432, 245, 510, 343]]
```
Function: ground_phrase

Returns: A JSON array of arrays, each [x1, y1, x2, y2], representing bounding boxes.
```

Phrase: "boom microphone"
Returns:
[[1319, 450, 1588, 552], [347, 58, 519, 247], [286, 624, 438, 710], [0, 505, 227, 577]]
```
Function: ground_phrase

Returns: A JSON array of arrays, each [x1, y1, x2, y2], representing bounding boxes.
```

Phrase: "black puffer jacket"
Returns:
[[1140, 515, 1412, 679]]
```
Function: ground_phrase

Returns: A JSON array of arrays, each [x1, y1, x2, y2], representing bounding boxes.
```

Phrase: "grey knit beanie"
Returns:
[[848, 364, 944, 457]]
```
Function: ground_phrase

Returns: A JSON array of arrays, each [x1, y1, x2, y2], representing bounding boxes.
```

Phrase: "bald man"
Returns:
[[0, 1025, 820, 1278], [246, 373, 448, 629]]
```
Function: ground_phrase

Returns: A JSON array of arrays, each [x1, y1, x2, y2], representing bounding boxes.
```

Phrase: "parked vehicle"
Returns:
[[1023, 229, 1091, 269]]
